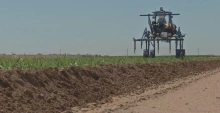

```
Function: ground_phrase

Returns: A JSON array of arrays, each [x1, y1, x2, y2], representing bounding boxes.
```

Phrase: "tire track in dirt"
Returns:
[[81, 68, 220, 113]]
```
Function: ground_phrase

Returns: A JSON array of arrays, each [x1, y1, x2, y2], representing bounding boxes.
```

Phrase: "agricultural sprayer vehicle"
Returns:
[[133, 7, 186, 58]]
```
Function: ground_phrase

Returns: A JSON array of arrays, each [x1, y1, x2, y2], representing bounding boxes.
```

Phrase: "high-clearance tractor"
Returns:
[[133, 7, 186, 58]]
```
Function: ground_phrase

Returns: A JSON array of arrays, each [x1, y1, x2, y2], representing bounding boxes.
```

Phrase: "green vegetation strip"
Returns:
[[0, 56, 219, 70]]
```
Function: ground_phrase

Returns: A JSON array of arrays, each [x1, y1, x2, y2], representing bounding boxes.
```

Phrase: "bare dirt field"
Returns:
[[0, 60, 220, 113], [81, 65, 220, 113], [112, 69, 220, 113]]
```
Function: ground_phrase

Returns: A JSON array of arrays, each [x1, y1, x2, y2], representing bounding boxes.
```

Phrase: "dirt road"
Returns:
[[76, 69, 220, 113]]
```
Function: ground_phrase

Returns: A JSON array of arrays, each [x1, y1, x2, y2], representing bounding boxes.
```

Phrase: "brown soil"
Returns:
[[0, 60, 220, 113]]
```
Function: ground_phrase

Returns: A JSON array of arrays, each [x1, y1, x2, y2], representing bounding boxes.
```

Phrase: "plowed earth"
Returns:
[[0, 60, 220, 113]]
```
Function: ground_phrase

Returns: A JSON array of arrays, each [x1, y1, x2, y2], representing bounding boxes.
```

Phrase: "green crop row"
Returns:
[[0, 56, 219, 70]]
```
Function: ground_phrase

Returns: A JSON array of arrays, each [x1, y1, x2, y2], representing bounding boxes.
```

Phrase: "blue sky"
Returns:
[[0, 0, 219, 56]]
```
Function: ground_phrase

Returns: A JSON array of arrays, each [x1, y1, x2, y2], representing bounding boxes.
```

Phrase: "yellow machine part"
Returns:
[[164, 23, 176, 30]]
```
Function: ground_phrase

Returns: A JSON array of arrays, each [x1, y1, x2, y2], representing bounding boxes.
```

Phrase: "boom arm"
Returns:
[[140, 13, 180, 16]]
